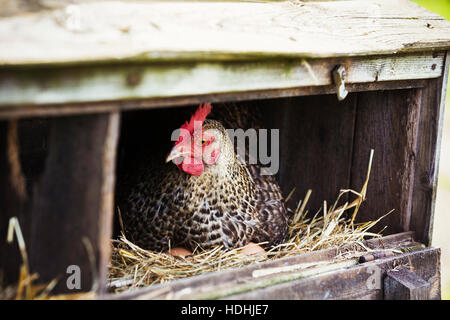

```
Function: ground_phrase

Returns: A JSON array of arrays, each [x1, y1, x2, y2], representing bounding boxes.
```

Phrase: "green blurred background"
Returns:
[[411, 0, 450, 300]]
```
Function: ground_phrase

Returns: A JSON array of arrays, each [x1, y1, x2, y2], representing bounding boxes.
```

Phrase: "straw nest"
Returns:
[[0, 217, 96, 300], [108, 150, 390, 293], [1, 150, 391, 298]]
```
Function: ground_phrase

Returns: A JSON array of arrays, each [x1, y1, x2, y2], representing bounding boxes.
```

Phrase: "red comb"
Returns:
[[180, 103, 213, 133], [175, 103, 212, 146]]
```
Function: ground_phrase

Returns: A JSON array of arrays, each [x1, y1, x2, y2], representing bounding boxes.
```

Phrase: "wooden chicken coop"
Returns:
[[1, 0, 450, 300]]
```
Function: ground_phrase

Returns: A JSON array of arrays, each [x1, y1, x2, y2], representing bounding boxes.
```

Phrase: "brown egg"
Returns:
[[239, 242, 266, 256], [167, 247, 193, 257]]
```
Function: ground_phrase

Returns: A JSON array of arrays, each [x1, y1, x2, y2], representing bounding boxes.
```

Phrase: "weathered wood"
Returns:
[[28, 112, 120, 294], [0, 53, 444, 107], [265, 94, 357, 211], [0, 120, 29, 285], [105, 232, 416, 300], [410, 52, 450, 246], [0, 1, 449, 66], [350, 88, 422, 236], [0, 79, 430, 120], [384, 268, 430, 300], [223, 247, 440, 300], [0, 0, 40, 17]]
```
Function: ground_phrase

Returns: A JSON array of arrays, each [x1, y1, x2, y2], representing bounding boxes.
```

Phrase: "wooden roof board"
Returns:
[[0, 0, 450, 66], [0, 52, 445, 106]]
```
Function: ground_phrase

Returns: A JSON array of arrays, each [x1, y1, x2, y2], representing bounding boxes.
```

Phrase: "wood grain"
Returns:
[[0, 79, 430, 120], [384, 268, 430, 300], [223, 247, 440, 300], [263, 94, 357, 212], [350, 89, 422, 236], [410, 52, 450, 246], [0, 53, 444, 107], [0, 1, 449, 65], [28, 112, 120, 293], [0, 120, 29, 286]]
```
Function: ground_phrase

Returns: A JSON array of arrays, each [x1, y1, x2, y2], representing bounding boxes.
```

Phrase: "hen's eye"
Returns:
[[201, 139, 207, 145]]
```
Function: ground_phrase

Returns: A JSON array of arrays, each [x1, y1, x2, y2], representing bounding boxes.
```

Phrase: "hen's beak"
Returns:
[[166, 146, 190, 163]]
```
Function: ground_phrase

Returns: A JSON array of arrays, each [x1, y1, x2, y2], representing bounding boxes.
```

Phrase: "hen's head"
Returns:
[[166, 103, 234, 176]]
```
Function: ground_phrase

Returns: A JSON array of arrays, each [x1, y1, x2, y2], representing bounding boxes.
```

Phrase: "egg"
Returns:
[[167, 247, 193, 257], [239, 242, 266, 256]]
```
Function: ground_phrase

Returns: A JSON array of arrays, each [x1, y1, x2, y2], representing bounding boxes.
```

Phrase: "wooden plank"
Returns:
[[0, 120, 30, 286], [264, 94, 357, 211], [384, 268, 430, 300], [28, 112, 120, 294], [223, 247, 440, 300], [0, 1, 449, 65], [0, 118, 53, 287], [410, 52, 450, 245], [0, 53, 444, 107], [0, 79, 430, 120], [105, 232, 416, 300], [350, 88, 422, 236]]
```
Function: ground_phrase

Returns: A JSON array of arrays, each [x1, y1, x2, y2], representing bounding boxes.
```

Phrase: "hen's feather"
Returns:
[[118, 103, 288, 251]]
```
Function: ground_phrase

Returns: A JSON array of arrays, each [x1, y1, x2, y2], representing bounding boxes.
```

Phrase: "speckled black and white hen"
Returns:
[[119, 103, 288, 252]]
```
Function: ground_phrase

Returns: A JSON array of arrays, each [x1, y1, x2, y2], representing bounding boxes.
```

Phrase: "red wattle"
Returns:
[[180, 159, 204, 176]]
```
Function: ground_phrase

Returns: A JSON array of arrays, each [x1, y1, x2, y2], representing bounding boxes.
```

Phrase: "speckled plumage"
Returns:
[[119, 104, 288, 251]]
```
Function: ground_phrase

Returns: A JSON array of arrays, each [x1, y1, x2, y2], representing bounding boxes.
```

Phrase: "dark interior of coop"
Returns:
[[1, 88, 425, 290], [115, 90, 423, 241]]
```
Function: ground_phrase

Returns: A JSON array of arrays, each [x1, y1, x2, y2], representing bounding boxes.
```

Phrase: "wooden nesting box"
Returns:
[[1, 0, 449, 300]]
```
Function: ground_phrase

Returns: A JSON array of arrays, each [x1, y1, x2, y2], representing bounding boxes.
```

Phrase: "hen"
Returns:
[[118, 103, 288, 252]]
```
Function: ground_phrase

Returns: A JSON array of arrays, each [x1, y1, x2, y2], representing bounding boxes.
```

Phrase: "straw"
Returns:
[[108, 149, 391, 293]]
